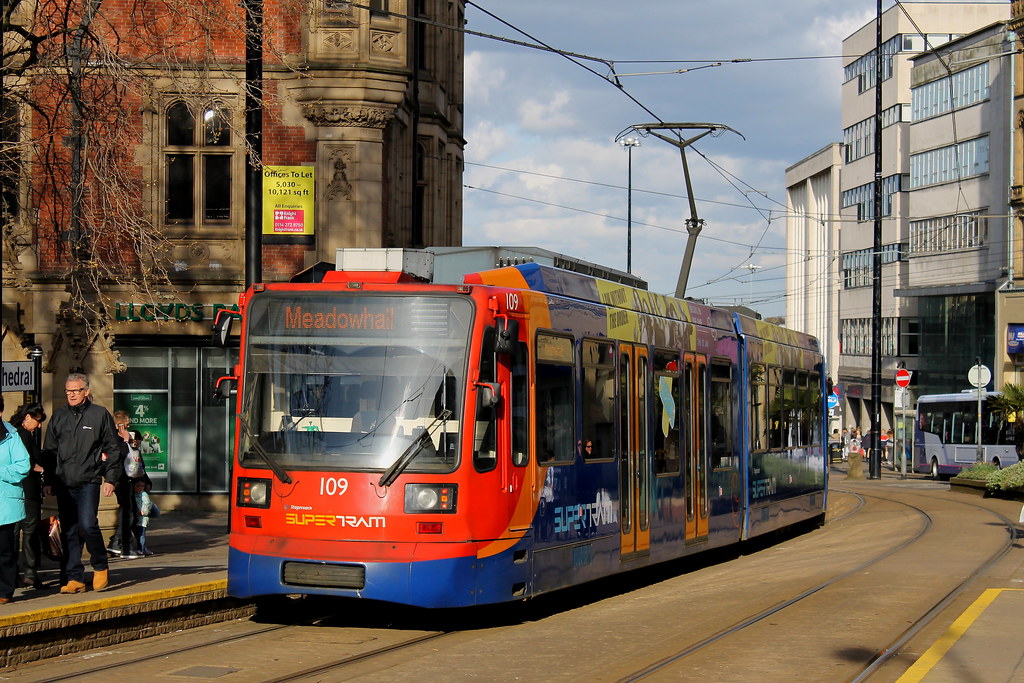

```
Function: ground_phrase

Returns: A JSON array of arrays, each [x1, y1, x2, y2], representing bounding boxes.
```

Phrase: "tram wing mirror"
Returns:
[[475, 381, 501, 408], [213, 375, 237, 401], [493, 318, 519, 355], [211, 309, 240, 347]]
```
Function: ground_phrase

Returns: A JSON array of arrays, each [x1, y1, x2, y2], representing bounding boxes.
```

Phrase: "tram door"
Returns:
[[619, 344, 651, 557], [684, 353, 709, 543]]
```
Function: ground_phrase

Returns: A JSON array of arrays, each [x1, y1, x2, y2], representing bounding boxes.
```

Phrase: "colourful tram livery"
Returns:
[[219, 247, 827, 608]]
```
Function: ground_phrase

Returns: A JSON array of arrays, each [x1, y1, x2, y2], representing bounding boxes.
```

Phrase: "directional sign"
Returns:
[[827, 394, 839, 409], [895, 368, 912, 388], [1, 361, 34, 392]]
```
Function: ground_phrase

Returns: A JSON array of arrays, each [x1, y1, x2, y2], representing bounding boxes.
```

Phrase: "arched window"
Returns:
[[164, 100, 234, 225]]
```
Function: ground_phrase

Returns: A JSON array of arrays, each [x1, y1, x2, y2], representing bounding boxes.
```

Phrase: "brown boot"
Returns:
[[92, 569, 109, 592], [60, 580, 87, 594]]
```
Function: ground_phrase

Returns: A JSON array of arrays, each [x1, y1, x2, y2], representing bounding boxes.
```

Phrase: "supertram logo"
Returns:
[[285, 513, 387, 528], [553, 491, 615, 533], [284, 306, 395, 331]]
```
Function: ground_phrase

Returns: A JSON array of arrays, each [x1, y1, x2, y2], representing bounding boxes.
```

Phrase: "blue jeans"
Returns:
[[56, 481, 108, 583]]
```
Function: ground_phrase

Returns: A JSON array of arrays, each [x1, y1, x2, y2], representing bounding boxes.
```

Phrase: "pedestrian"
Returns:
[[841, 428, 850, 460], [42, 373, 124, 594], [850, 428, 862, 456], [131, 478, 157, 557], [0, 397, 31, 604], [10, 403, 47, 589], [107, 410, 141, 559]]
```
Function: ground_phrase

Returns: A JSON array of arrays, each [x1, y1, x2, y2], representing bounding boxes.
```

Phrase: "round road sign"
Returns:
[[968, 364, 991, 389], [895, 368, 912, 388]]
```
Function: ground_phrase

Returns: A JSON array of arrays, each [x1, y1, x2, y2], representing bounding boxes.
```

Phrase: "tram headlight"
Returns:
[[404, 483, 457, 513], [238, 477, 272, 508]]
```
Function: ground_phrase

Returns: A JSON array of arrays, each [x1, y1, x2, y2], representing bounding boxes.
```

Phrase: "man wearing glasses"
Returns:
[[42, 373, 124, 594]]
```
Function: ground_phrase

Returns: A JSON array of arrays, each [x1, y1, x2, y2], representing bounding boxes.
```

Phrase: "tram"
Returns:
[[215, 247, 827, 608]]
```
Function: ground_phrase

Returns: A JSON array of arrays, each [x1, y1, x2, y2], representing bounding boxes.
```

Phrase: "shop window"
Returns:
[[116, 346, 236, 493], [163, 100, 235, 226]]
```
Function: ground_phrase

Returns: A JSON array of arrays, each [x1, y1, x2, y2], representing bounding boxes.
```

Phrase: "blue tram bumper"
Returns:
[[228, 546, 518, 608]]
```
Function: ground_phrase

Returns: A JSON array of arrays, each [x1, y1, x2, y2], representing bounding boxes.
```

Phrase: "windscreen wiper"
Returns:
[[238, 414, 293, 485], [378, 409, 452, 488]]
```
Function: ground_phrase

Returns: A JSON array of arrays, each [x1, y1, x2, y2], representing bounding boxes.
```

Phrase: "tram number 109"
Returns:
[[320, 477, 349, 496]]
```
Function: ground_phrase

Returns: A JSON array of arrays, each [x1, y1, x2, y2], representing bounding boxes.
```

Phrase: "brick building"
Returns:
[[0, 0, 465, 502]]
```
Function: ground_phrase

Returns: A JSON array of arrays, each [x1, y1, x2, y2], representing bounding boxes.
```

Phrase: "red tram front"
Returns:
[[221, 247, 826, 608]]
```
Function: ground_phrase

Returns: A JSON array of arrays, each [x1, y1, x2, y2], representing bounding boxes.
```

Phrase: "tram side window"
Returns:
[[809, 371, 822, 445], [511, 340, 530, 466], [653, 350, 681, 475], [710, 360, 734, 469], [782, 368, 798, 448], [750, 363, 767, 451], [581, 339, 615, 460], [474, 326, 498, 472], [796, 370, 809, 447], [768, 366, 784, 449], [536, 333, 575, 463]]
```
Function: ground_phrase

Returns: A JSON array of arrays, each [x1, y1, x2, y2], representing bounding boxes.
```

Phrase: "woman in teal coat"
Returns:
[[0, 396, 31, 604]]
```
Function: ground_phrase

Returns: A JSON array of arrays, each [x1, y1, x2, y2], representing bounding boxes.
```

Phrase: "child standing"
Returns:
[[132, 480, 157, 556]]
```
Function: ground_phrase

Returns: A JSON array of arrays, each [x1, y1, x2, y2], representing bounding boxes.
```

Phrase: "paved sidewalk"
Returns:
[[0, 511, 235, 667]]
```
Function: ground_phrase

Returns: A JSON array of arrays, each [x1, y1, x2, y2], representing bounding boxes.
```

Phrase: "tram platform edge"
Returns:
[[0, 511, 239, 669]]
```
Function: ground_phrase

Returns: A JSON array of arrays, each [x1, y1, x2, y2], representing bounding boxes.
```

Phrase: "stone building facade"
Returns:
[[0, 0, 465, 501]]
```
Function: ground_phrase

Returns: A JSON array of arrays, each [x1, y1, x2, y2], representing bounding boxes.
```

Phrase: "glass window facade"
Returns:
[[114, 346, 237, 493], [909, 210, 986, 254], [909, 136, 989, 188], [911, 61, 989, 121], [842, 175, 905, 220], [914, 294, 995, 397]]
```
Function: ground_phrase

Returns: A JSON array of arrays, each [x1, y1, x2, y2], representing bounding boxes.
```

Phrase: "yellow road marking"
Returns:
[[897, 588, 1024, 682]]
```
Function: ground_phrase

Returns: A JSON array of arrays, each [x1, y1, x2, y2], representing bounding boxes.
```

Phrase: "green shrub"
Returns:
[[954, 463, 999, 481], [987, 461, 1024, 492]]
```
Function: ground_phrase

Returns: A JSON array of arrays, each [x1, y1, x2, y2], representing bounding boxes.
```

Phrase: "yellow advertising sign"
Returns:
[[263, 166, 315, 236]]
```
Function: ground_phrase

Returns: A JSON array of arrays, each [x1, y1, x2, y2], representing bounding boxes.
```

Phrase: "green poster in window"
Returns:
[[115, 392, 169, 474]]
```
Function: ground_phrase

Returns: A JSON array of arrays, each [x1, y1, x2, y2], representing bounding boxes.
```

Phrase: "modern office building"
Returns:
[[814, 2, 1006, 434], [785, 144, 842, 431]]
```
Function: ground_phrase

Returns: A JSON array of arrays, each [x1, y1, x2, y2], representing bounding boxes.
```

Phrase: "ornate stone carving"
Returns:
[[370, 31, 396, 54], [325, 147, 354, 201], [302, 104, 393, 129], [323, 30, 356, 52]]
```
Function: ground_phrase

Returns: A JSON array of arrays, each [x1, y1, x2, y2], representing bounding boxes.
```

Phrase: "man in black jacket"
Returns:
[[43, 373, 124, 594]]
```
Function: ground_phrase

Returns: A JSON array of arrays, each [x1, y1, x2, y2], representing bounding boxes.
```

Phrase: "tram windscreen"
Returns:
[[238, 293, 473, 472]]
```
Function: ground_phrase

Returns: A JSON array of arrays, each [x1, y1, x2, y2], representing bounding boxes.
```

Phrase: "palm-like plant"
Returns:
[[987, 383, 1024, 459]]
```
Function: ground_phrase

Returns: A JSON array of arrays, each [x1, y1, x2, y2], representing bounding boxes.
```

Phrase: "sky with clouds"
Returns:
[[460, 1, 889, 319]]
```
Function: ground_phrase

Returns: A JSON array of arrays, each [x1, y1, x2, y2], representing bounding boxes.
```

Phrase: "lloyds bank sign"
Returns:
[[114, 302, 240, 324]]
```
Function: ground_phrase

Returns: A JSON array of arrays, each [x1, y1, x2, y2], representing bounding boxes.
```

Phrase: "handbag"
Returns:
[[124, 449, 144, 478], [44, 516, 62, 561]]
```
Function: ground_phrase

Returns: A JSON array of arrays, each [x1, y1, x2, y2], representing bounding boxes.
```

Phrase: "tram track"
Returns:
[[614, 484, 1018, 682], [5, 480, 1019, 682]]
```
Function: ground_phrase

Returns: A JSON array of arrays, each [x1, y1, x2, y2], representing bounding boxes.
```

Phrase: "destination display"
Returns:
[[251, 295, 468, 338]]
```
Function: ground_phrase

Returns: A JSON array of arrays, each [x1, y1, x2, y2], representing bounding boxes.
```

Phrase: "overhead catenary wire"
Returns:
[[410, 2, 990, 304]]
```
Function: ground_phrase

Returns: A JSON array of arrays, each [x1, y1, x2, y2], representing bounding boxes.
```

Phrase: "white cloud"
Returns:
[[461, 1, 868, 316], [517, 91, 576, 133]]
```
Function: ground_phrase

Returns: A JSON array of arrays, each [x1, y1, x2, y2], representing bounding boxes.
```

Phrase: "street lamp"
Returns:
[[619, 137, 640, 273]]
